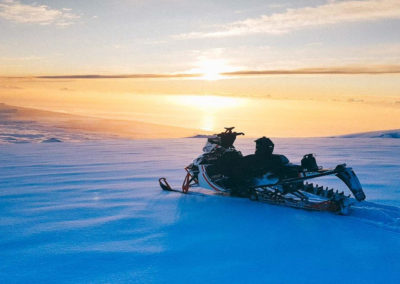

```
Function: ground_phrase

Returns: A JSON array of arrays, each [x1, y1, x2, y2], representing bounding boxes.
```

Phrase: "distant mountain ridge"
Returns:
[[0, 103, 201, 143], [186, 134, 216, 138], [335, 129, 400, 138]]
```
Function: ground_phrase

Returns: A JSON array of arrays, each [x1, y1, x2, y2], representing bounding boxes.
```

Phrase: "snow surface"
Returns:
[[1, 138, 400, 283]]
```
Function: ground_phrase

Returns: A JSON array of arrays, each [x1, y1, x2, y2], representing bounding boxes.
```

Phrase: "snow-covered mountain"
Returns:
[[186, 134, 216, 138], [335, 129, 400, 138], [0, 103, 199, 143]]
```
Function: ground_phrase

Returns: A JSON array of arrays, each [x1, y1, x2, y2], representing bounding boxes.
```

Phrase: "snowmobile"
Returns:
[[159, 127, 366, 214]]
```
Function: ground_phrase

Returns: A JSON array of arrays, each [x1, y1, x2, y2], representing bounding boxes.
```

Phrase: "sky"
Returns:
[[0, 0, 400, 137]]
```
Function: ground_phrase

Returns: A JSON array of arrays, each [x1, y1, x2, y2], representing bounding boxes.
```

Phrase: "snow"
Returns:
[[1, 137, 400, 283]]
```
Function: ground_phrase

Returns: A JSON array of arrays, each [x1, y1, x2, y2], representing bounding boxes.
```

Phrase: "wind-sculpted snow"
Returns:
[[0, 138, 399, 283], [351, 202, 400, 233]]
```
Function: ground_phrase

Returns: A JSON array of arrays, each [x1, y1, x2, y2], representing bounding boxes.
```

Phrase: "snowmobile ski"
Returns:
[[159, 177, 228, 197]]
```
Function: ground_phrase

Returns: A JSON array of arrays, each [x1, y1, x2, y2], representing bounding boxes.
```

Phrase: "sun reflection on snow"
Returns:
[[166, 94, 245, 132], [172, 95, 242, 111], [201, 115, 214, 131]]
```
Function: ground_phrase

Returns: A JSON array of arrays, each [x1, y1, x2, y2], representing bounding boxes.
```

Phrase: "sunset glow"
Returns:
[[169, 95, 243, 111], [0, 0, 399, 137]]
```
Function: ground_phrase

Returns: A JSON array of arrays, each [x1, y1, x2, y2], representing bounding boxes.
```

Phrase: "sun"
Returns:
[[198, 60, 224, 80], [193, 59, 235, 81]]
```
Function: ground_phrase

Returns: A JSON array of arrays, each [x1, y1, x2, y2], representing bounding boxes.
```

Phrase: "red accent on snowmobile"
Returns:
[[200, 165, 222, 192], [182, 167, 198, 193], [309, 200, 340, 212], [182, 173, 191, 193]]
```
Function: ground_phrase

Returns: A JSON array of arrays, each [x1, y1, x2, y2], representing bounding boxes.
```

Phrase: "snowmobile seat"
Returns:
[[270, 154, 289, 166], [237, 153, 294, 180], [277, 163, 303, 179]]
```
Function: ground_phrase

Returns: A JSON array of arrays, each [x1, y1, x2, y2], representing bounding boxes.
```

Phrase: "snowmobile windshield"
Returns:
[[216, 129, 244, 149]]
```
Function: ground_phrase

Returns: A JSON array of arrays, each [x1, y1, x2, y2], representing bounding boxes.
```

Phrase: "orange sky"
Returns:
[[1, 75, 399, 137]]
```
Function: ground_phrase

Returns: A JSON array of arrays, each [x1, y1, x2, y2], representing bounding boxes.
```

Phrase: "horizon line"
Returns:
[[2, 65, 400, 79]]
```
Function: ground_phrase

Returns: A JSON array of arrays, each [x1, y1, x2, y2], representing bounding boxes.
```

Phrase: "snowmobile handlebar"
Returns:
[[214, 131, 245, 136]]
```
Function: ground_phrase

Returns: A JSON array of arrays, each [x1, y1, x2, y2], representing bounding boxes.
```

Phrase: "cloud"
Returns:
[[222, 65, 400, 76], [0, 0, 80, 26], [177, 0, 400, 38], [36, 73, 200, 79], [21, 65, 400, 80], [0, 56, 42, 61]]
